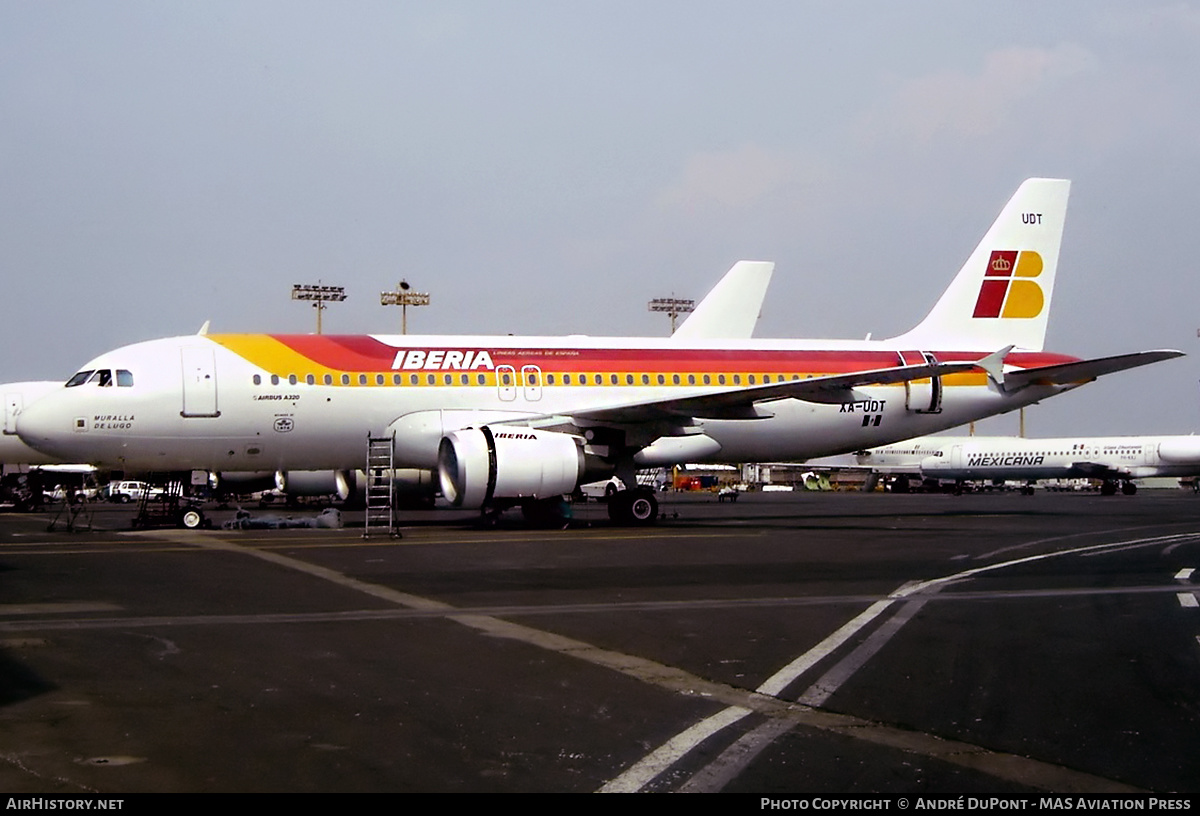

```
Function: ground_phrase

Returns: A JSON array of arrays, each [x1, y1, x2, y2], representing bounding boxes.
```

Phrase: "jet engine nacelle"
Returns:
[[390, 409, 541, 468], [437, 427, 584, 509], [1157, 437, 1200, 464], [355, 468, 439, 508], [213, 471, 277, 494], [276, 469, 356, 501]]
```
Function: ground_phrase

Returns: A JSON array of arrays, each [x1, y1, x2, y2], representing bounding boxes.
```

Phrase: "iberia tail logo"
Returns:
[[972, 250, 1044, 319]]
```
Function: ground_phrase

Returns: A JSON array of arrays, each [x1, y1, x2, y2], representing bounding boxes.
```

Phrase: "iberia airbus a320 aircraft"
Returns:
[[15, 179, 1183, 524]]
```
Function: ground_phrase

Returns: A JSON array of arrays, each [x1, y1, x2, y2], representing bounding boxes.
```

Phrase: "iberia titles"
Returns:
[[391, 350, 496, 371]]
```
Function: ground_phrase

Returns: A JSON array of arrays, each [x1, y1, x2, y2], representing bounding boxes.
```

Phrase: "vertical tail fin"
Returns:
[[672, 260, 774, 341], [889, 178, 1071, 351]]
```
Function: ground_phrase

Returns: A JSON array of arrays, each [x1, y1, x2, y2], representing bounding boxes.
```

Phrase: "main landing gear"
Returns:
[[607, 488, 658, 526], [1099, 480, 1138, 496]]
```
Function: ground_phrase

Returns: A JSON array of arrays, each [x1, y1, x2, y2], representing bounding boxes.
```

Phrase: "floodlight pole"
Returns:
[[381, 280, 431, 335], [291, 282, 347, 334], [648, 297, 695, 334]]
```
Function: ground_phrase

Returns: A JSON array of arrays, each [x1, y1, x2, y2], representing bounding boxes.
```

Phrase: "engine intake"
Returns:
[[438, 427, 584, 509]]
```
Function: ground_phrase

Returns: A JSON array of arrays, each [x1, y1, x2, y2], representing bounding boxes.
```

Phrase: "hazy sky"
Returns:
[[3, 2, 1198, 436]]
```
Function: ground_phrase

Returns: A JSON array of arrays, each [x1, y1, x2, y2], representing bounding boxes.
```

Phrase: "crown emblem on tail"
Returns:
[[973, 250, 1044, 319]]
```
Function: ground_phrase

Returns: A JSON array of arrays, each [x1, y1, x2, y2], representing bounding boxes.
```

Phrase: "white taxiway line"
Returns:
[[756, 598, 897, 697], [596, 706, 753, 793], [600, 592, 906, 794], [606, 531, 1200, 793]]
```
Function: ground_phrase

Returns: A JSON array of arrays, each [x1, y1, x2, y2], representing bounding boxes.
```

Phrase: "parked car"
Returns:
[[104, 481, 164, 503], [42, 484, 99, 503]]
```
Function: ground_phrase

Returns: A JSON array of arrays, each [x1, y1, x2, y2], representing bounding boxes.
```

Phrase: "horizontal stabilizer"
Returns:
[[1003, 349, 1184, 391]]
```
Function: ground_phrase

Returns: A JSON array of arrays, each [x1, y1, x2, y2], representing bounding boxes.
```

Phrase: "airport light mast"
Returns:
[[381, 280, 430, 335], [648, 296, 695, 334], [292, 283, 346, 334]]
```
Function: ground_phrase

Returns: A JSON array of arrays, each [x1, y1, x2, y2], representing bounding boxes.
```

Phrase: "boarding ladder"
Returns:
[[364, 433, 399, 538]]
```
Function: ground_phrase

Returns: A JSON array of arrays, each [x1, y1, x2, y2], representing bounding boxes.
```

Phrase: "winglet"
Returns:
[[197, 320, 211, 336]]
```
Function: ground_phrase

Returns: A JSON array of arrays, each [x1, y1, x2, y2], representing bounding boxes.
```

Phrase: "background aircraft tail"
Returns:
[[672, 260, 774, 341], [890, 178, 1071, 351]]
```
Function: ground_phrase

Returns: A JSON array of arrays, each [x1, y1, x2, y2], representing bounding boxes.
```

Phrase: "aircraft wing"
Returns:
[[565, 360, 980, 423], [1002, 350, 1183, 391]]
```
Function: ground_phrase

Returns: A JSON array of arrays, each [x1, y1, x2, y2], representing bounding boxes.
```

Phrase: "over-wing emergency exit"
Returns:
[[16, 179, 1183, 523]]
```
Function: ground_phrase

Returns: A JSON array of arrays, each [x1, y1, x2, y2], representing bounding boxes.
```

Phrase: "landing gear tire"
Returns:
[[180, 509, 204, 529], [608, 490, 658, 526], [1122, 481, 1138, 496], [1100, 480, 1117, 496]]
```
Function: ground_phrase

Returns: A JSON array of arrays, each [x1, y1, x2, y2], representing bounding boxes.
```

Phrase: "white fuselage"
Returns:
[[15, 332, 1075, 475]]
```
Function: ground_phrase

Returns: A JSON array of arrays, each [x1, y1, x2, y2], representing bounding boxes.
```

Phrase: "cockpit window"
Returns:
[[65, 369, 133, 387]]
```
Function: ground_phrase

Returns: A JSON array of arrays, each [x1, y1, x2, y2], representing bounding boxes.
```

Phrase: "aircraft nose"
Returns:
[[15, 398, 78, 458], [918, 454, 947, 473]]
